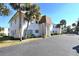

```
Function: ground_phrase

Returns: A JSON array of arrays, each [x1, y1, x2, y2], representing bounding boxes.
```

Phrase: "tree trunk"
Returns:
[[60, 25, 62, 34], [24, 21, 29, 38], [19, 3, 22, 41]]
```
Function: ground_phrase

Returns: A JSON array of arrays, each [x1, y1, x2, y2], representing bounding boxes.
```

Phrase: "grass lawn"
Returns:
[[0, 36, 42, 48], [0, 40, 21, 48]]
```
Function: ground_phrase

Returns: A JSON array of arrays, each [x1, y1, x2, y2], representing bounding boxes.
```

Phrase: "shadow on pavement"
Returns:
[[73, 45, 79, 53]]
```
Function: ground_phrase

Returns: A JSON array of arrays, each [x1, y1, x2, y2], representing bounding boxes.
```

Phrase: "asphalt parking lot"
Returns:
[[0, 34, 79, 56]]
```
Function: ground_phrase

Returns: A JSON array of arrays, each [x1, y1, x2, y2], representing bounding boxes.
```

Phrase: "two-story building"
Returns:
[[9, 11, 52, 38]]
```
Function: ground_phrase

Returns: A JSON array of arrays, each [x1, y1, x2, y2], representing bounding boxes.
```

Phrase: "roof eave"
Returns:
[[8, 11, 18, 23]]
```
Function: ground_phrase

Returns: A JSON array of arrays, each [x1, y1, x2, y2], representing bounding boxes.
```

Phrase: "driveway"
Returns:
[[0, 34, 79, 56]]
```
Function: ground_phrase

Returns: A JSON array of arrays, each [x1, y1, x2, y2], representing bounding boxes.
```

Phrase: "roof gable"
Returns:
[[39, 15, 52, 25], [9, 11, 25, 23]]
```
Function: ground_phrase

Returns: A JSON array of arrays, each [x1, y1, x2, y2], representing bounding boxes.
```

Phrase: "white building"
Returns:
[[9, 11, 52, 38], [52, 24, 61, 34], [4, 28, 8, 36]]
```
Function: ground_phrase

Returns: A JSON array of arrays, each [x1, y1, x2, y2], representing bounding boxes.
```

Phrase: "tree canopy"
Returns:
[[60, 19, 66, 25], [0, 3, 9, 16], [72, 23, 76, 27]]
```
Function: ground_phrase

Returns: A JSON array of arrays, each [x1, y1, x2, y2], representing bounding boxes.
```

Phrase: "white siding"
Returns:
[[28, 21, 41, 36], [53, 28, 61, 34], [9, 12, 52, 38], [4, 28, 8, 36], [22, 19, 41, 37], [9, 13, 41, 38], [39, 23, 46, 36], [9, 14, 20, 38]]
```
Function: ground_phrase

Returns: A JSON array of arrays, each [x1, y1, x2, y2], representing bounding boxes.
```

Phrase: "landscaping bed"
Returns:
[[0, 36, 42, 48], [0, 36, 20, 41]]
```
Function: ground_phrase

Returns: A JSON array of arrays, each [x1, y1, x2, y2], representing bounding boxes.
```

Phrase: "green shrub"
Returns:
[[27, 34, 32, 38], [51, 33, 54, 35], [54, 33, 58, 35], [51, 33, 60, 35], [0, 33, 6, 36], [3, 36, 14, 40]]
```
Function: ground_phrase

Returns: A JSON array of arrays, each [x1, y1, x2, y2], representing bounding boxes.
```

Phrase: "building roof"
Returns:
[[9, 12, 52, 25], [9, 11, 25, 23], [39, 15, 52, 25], [9, 11, 18, 23]]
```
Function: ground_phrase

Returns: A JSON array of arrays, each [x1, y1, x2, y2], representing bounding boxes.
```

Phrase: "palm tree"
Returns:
[[67, 26, 71, 33], [24, 4, 41, 38], [60, 19, 66, 33], [72, 23, 76, 27], [0, 3, 9, 16], [10, 3, 41, 40], [60, 19, 66, 26], [72, 23, 76, 33]]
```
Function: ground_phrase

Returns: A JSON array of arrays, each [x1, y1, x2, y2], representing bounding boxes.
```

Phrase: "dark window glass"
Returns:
[[36, 21, 38, 23], [27, 30, 32, 34], [35, 30, 39, 33]]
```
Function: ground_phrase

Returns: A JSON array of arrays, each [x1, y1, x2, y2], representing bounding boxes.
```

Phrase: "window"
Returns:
[[36, 21, 38, 23], [35, 30, 39, 33], [27, 30, 33, 34], [13, 30, 16, 35], [10, 23, 12, 27], [53, 31, 54, 33], [11, 31, 14, 36], [31, 20, 34, 24], [13, 18, 16, 24]]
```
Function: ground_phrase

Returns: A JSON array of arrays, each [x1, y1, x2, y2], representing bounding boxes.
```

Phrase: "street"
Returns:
[[0, 34, 79, 56]]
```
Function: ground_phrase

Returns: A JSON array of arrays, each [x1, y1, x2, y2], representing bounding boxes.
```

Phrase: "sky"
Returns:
[[0, 4, 16, 28], [0, 3, 79, 28]]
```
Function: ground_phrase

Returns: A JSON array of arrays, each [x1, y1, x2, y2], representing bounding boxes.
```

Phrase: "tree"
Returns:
[[75, 20, 79, 34], [0, 3, 9, 16], [72, 23, 76, 33], [60, 19, 66, 26], [10, 3, 41, 40], [0, 27, 1, 31], [72, 23, 76, 27], [60, 19, 66, 33], [10, 3, 23, 41], [67, 26, 71, 33], [24, 4, 41, 37], [0, 27, 4, 31]]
